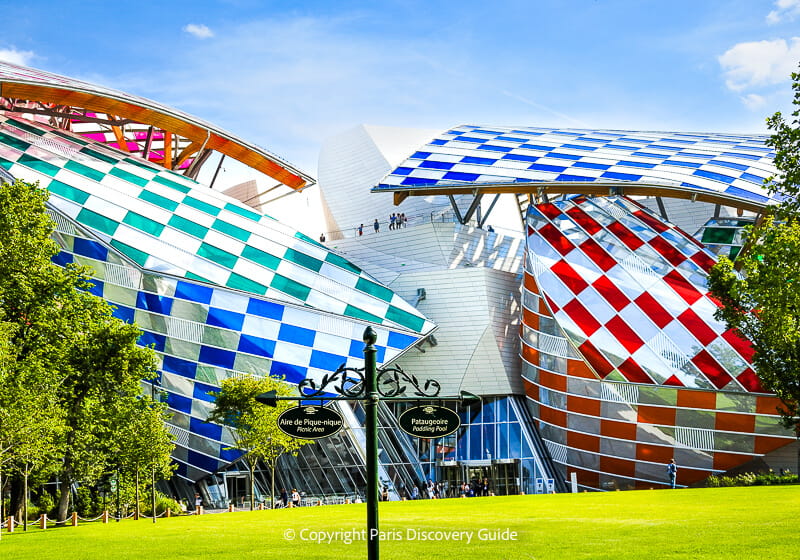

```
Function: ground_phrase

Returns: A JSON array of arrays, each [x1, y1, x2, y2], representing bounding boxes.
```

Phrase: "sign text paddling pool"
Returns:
[[398, 405, 460, 438], [278, 405, 344, 439]]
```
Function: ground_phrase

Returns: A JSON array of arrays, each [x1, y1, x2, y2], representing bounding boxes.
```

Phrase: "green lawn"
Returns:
[[1, 486, 797, 559]]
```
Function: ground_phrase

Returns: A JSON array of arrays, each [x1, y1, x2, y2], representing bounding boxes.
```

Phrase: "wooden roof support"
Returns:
[[373, 181, 770, 215], [110, 118, 130, 152], [0, 83, 311, 189], [163, 130, 173, 169]]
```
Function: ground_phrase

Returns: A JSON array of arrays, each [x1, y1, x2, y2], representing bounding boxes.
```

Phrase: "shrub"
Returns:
[[706, 470, 799, 488], [36, 491, 55, 518], [143, 492, 183, 516]]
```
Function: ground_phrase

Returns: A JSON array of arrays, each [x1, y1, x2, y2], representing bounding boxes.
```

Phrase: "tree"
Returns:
[[207, 375, 314, 510], [0, 178, 169, 522], [114, 395, 175, 519], [0, 178, 73, 528], [766, 66, 800, 218], [708, 64, 800, 433], [54, 297, 162, 521]]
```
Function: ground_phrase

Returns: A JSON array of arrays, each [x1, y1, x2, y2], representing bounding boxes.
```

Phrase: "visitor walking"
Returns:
[[667, 459, 678, 488], [373, 219, 380, 233]]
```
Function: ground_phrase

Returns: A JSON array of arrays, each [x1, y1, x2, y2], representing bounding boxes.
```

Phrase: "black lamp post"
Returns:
[[257, 326, 478, 560]]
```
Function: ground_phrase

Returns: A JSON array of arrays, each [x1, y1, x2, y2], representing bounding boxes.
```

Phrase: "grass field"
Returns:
[[1, 486, 798, 559]]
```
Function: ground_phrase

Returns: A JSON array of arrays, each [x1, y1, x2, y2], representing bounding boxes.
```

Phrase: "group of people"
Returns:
[[388, 212, 407, 230], [403, 478, 491, 500], [355, 214, 408, 237], [279, 488, 302, 508]]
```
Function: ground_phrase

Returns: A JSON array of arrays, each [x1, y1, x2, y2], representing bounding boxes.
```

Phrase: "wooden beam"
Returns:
[[110, 119, 130, 153], [174, 139, 201, 169], [163, 131, 173, 170], [373, 182, 769, 214], [393, 191, 409, 205], [0, 82, 309, 189]]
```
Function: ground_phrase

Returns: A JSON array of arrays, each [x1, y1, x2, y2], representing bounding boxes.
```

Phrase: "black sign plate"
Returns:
[[277, 405, 344, 439], [398, 405, 461, 438]]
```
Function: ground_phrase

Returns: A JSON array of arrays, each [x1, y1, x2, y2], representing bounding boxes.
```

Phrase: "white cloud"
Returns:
[[183, 24, 214, 39], [767, 0, 800, 24], [0, 47, 35, 66], [740, 93, 766, 110], [718, 37, 800, 91]]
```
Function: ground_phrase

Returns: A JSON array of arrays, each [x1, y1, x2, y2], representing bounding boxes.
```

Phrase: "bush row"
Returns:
[[706, 471, 799, 487]]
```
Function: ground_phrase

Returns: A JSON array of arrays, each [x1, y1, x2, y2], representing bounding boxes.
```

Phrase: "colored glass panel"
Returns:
[[355, 277, 394, 303], [213, 219, 251, 242], [197, 243, 237, 269], [241, 245, 281, 270], [48, 179, 90, 204], [139, 189, 179, 211], [283, 248, 323, 272], [64, 159, 105, 182], [76, 208, 119, 235], [270, 274, 311, 301], [183, 196, 221, 216], [605, 316, 644, 353], [123, 211, 165, 236], [109, 166, 148, 187], [168, 214, 209, 238]]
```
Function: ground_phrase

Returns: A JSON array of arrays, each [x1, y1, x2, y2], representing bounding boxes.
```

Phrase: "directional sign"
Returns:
[[277, 405, 344, 439], [398, 405, 460, 438]]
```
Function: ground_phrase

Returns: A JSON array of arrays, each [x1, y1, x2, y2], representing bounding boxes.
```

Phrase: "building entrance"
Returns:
[[437, 460, 520, 496]]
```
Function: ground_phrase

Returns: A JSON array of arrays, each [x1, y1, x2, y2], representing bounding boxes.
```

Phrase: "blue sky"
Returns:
[[1, 0, 799, 175]]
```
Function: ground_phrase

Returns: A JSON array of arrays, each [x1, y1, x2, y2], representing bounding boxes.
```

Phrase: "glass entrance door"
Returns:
[[439, 464, 463, 498], [491, 461, 519, 496]]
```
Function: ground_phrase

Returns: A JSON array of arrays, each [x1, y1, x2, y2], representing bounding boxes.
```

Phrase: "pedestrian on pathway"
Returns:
[[667, 459, 678, 488]]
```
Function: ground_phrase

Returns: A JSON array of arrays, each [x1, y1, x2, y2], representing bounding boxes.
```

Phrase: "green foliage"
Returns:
[[766, 66, 800, 218], [1, 488, 800, 559], [36, 490, 56, 518], [75, 486, 95, 517], [706, 471, 798, 487], [709, 66, 800, 430], [0, 178, 174, 521], [145, 492, 183, 516], [207, 374, 314, 509], [709, 217, 800, 426]]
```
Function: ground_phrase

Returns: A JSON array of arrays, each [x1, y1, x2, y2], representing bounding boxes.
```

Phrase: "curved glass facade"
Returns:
[[0, 111, 434, 486], [520, 196, 793, 490]]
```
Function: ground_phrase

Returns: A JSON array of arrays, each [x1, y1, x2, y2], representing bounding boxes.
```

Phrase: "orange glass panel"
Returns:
[[755, 396, 783, 416], [715, 412, 755, 433], [599, 456, 636, 477], [539, 405, 567, 427], [635, 444, 674, 463], [600, 419, 637, 440], [566, 358, 597, 379], [713, 451, 750, 471], [754, 436, 793, 455], [521, 345, 539, 366], [567, 394, 601, 417], [677, 389, 717, 410], [567, 431, 600, 452], [524, 274, 539, 293], [637, 405, 676, 426], [521, 308, 539, 329], [539, 370, 567, 392]]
